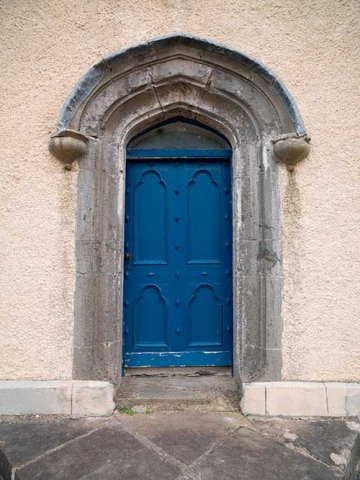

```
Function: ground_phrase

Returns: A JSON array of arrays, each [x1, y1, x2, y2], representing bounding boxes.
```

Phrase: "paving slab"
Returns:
[[117, 411, 244, 464], [247, 417, 360, 475], [116, 376, 240, 412], [15, 423, 180, 480], [0, 417, 109, 480], [192, 426, 343, 480]]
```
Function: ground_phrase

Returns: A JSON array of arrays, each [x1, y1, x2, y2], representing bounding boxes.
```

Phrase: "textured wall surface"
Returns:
[[0, 0, 359, 380]]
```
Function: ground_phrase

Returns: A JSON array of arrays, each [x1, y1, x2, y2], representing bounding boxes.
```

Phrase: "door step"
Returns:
[[115, 376, 240, 412]]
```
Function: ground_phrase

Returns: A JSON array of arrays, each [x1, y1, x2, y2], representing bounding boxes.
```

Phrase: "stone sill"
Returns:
[[0, 381, 115, 417], [241, 382, 360, 417]]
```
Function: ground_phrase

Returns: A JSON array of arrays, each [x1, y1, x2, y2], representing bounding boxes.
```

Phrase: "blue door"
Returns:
[[123, 156, 232, 368]]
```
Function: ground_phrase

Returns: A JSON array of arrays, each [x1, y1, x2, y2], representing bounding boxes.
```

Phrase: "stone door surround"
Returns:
[[49, 34, 310, 385]]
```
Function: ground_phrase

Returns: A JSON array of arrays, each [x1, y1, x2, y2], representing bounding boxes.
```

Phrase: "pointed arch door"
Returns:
[[123, 122, 233, 368]]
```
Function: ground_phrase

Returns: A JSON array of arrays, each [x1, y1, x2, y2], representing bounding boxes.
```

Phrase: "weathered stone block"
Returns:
[[72, 381, 115, 416], [325, 383, 360, 416], [345, 385, 360, 416], [240, 383, 266, 415], [242, 382, 360, 418], [0, 381, 115, 417], [325, 383, 348, 416], [0, 381, 72, 415], [266, 382, 328, 417]]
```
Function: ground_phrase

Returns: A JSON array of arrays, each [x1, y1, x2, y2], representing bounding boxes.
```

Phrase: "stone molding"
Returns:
[[0, 380, 115, 416], [51, 34, 308, 138], [49, 130, 89, 170], [241, 382, 360, 417], [272, 134, 311, 172]]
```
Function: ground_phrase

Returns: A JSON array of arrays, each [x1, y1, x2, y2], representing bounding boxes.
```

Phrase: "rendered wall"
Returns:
[[0, 0, 359, 381]]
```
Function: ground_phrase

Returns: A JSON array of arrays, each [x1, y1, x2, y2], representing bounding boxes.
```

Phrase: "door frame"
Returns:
[[70, 102, 283, 386], [48, 35, 307, 386]]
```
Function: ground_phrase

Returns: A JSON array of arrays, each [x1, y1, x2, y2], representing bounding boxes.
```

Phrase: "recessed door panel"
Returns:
[[133, 285, 168, 348], [123, 158, 232, 368], [187, 284, 222, 347], [187, 170, 221, 264], [134, 170, 167, 265]]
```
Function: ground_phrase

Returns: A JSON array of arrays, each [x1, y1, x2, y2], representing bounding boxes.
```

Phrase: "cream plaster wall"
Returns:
[[0, 0, 359, 380]]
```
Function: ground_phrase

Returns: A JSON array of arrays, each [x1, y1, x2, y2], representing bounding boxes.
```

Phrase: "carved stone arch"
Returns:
[[49, 34, 310, 385]]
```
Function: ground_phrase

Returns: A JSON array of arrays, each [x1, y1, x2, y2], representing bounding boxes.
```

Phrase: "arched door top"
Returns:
[[50, 34, 310, 173], [127, 118, 230, 151], [52, 33, 306, 137]]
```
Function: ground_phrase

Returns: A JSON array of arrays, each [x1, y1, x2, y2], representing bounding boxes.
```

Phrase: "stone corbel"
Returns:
[[272, 134, 311, 172], [49, 130, 89, 170]]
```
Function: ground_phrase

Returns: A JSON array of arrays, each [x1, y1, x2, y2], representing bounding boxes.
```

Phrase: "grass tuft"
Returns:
[[118, 406, 136, 415]]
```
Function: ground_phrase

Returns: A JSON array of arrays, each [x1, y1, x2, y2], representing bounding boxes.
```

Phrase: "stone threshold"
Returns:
[[116, 375, 240, 412], [0, 381, 115, 416], [241, 382, 360, 417], [124, 366, 232, 376]]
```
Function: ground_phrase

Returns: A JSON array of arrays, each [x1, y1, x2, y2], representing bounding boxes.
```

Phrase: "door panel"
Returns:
[[134, 170, 168, 265], [133, 284, 168, 348], [187, 284, 222, 347], [123, 158, 232, 368], [187, 170, 221, 263]]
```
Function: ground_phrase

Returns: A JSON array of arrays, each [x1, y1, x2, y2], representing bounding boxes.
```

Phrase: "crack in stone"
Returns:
[[149, 69, 164, 114], [101, 57, 115, 84], [199, 69, 214, 105], [325, 384, 330, 415], [184, 423, 244, 478], [116, 416, 243, 480], [116, 420, 189, 473]]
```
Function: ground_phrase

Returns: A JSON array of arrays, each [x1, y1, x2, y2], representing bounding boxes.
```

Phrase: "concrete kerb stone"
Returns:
[[0, 381, 72, 416], [266, 382, 328, 417], [0, 381, 115, 416], [240, 383, 266, 415], [241, 382, 360, 417], [72, 381, 115, 416]]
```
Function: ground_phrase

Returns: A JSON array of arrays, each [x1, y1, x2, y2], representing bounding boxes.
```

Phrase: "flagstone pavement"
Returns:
[[0, 412, 359, 479]]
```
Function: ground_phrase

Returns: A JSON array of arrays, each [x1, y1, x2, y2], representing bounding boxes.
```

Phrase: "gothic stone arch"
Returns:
[[49, 34, 310, 385]]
